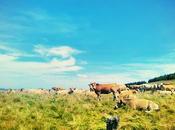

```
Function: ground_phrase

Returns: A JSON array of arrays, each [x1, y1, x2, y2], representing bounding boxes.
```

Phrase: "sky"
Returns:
[[0, 0, 175, 89]]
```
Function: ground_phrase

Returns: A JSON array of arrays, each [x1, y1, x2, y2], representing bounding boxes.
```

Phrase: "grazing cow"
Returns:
[[127, 85, 140, 91], [157, 90, 174, 95], [57, 90, 69, 95], [68, 88, 76, 94], [161, 84, 175, 92], [115, 95, 159, 112], [89, 82, 126, 101], [6, 89, 15, 94], [128, 85, 145, 92], [142, 84, 154, 91], [151, 84, 162, 93], [15, 88, 24, 94], [52, 87, 64, 92]]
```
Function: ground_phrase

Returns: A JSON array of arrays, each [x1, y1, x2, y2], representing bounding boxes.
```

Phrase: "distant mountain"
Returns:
[[148, 72, 175, 83]]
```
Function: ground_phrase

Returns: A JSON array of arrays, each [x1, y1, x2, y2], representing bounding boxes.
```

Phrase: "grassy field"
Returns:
[[148, 80, 175, 85], [0, 91, 175, 130]]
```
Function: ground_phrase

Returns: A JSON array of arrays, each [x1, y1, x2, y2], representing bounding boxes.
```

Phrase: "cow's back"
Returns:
[[96, 83, 117, 90]]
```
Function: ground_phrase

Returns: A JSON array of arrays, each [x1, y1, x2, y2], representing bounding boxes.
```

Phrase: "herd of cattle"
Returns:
[[2, 82, 175, 112]]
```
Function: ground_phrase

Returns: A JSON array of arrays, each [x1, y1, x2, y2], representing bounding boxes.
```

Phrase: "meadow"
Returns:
[[0, 91, 175, 130]]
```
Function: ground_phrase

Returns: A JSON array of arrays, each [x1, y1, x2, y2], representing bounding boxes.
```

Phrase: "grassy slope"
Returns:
[[148, 80, 175, 85], [0, 92, 175, 130]]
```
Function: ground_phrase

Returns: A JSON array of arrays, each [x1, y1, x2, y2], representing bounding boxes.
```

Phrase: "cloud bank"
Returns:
[[0, 44, 84, 88]]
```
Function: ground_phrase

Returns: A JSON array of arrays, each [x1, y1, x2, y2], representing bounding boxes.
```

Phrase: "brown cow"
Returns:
[[161, 84, 175, 92], [116, 95, 160, 112], [89, 82, 126, 101]]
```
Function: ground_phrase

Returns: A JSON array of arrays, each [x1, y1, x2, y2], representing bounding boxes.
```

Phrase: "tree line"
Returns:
[[126, 72, 175, 85], [148, 72, 175, 83], [126, 81, 147, 86]]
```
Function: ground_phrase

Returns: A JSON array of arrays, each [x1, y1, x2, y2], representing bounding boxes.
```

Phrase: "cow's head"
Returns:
[[89, 82, 97, 91], [114, 95, 124, 109], [115, 93, 136, 109], [131, 90, 137, 94]]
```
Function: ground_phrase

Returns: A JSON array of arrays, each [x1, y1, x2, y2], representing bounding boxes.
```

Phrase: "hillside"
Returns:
[[148, 73, 175, 83], [0, 92, 175, 130], [148, 80, 175, 85]]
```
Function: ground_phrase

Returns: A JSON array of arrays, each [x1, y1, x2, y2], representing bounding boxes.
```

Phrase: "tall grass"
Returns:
[[0, 92, 175, 130]]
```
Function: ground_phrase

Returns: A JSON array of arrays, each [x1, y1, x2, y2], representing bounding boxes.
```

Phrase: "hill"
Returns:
[[148, 73, 175, 83], [0, 92, 175, 130], [148, 80, 175, 86]]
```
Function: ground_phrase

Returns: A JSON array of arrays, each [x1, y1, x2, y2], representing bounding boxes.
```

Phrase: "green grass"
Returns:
[[149, 80, 175, 85], [0, 92, 175, 130]]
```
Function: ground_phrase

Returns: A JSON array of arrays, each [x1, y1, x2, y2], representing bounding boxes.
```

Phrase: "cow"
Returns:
[[115, 94, 160, 112], [56, 90, 70, 95], [89, 82, 126, 101], [6, 89, 15, 94], [68, 88, 76, 94], [115, 90, 137, 108], [52, 87, 64, 92], [157, 90, 174, 95], [161, 84, 175, 92], [127, 85, 145, 92]]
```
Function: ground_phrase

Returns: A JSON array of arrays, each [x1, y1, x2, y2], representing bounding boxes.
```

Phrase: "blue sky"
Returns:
[[0, 0, 175, 88]]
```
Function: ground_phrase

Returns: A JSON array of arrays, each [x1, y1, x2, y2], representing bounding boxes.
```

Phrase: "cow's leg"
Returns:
[[112, 91, 116, 101], [95, 91, 101, 101]]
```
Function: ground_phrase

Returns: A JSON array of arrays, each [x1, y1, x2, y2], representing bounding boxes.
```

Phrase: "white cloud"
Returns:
[[123, 63, 175, 81], [74, 62, 175, 87], [69, 73, 139, 89], [1, 42, 175, 88], [0, 44, 83, 83], [0, 54, 82, 74], [0, 53, 83, 89], [0, 44, 22, 56], [34, 44, 81, 58], [0, 44, 34, 57]]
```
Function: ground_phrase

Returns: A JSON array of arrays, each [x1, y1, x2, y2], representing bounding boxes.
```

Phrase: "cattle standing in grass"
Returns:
[[7, 89, 15, 94], [89, 82, 126, 101]]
